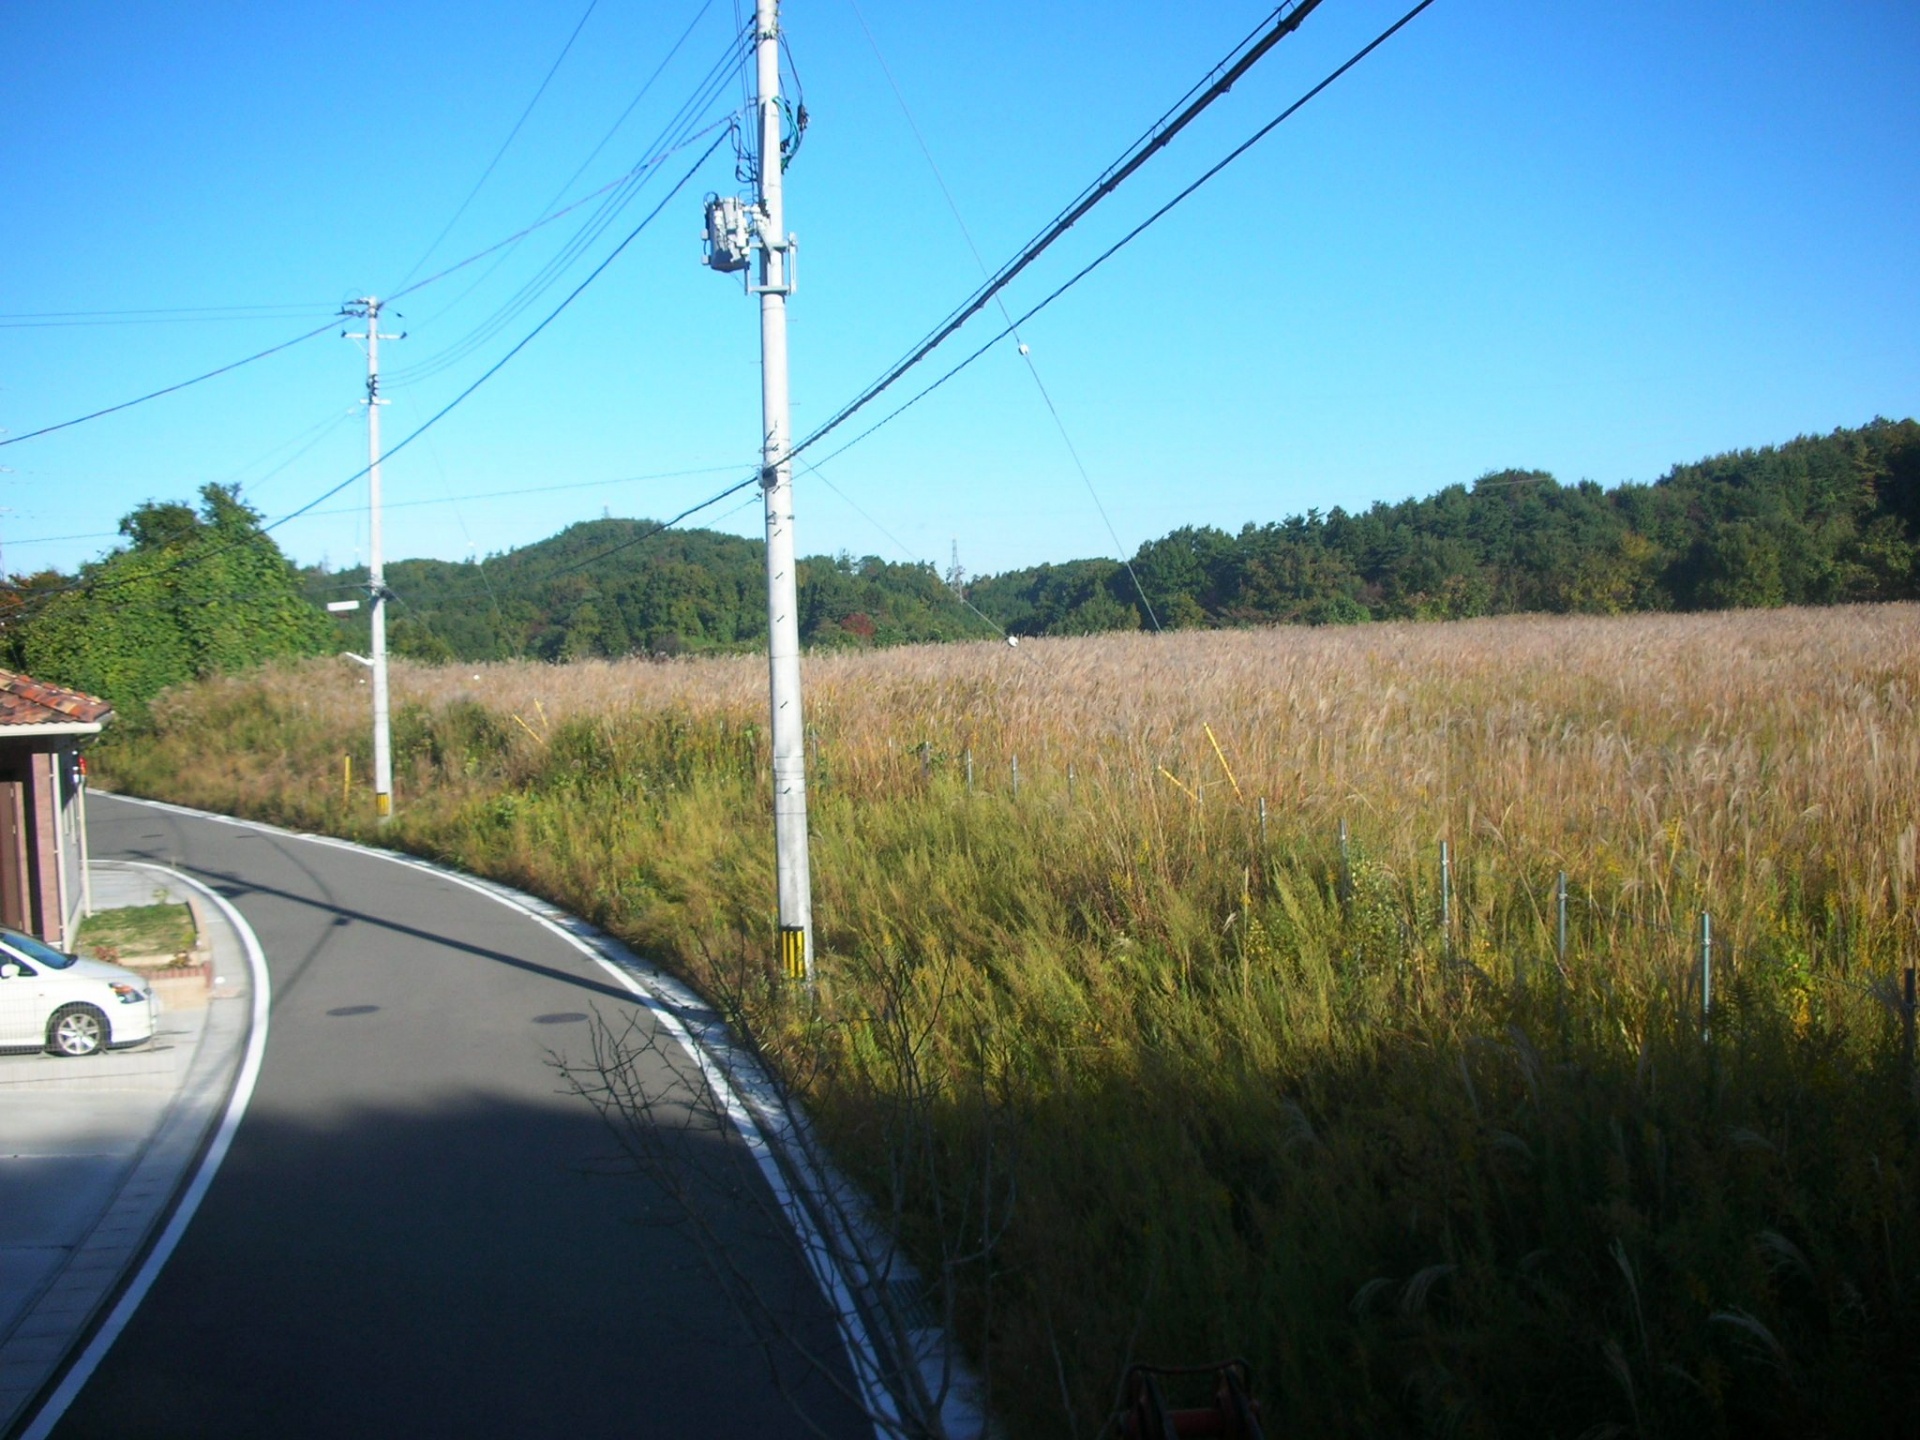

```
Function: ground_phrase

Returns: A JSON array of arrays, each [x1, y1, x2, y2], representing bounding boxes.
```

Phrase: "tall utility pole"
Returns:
[[706, 0, 812, 981], [754, 0, 812, 984], [344, 298, 402, 822]]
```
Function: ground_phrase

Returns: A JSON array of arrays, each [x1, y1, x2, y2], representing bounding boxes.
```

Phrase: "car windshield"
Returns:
[[1, 928, 76, 970]]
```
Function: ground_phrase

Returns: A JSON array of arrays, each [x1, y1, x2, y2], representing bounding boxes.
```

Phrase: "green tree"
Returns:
[[19, 484, 329, 718]]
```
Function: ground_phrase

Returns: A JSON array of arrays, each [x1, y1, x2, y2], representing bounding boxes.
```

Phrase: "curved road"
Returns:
[[50, 793, 866, 1439]]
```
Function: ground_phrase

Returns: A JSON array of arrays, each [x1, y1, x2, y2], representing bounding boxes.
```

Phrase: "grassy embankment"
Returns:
[[101, 606, 1920, 1437]]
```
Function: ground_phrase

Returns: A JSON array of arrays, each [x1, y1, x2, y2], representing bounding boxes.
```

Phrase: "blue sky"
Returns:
[[4, 0, 1917, 582]]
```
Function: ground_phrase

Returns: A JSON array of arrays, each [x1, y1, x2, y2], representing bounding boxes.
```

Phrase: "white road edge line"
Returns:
[[102, 794, 901, 1438], [18, 863, 272, 1440]]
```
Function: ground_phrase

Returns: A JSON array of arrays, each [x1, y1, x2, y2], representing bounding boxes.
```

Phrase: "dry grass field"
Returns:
[[103, 605, 1920, 1438]]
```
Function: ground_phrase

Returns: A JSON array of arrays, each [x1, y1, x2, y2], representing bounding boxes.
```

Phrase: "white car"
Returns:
[[0, 926, 160, 1057]]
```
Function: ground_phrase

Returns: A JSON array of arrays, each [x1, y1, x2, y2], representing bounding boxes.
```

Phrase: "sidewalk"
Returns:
[[0, 862, 254, 1435]]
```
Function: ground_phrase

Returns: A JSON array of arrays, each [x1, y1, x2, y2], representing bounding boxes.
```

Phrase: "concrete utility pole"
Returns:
[[344, 298, 402, 822], [701, 0, 811, 982], [754, 0, 812, 983]]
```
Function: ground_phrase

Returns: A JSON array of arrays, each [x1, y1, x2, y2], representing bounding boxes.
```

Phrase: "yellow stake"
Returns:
[[1159, 767, 1201, 805], [342, 753, 351, 804], [1204, 724, 1244, 800]]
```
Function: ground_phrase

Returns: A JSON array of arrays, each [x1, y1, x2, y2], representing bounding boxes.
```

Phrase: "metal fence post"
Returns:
[[1700, 911, 1713, 1040], [1904, 965, 1916, 1080], [1557, 871, 1569, 970], [1011, 755, 1020, 799], [965, 748, 973, 794], [1440, 839, 1452, 960]]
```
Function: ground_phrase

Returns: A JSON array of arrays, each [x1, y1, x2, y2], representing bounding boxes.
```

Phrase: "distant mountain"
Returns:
[[306, 418, 1920, 662]]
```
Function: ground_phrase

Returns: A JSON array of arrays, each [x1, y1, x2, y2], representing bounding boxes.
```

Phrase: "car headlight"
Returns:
[[109, 982, 148, 1004]]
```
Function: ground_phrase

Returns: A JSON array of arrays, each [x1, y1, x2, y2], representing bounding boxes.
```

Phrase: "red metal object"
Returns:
[[1117, 1360, 1265, 1440]]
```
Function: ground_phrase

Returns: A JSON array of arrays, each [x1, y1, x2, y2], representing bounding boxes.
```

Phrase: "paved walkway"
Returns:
[[0, 862, 253, 1436]]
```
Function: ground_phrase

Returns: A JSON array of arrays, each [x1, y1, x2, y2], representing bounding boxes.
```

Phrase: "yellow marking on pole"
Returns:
[[375, 792, 391, 819], [1159, 767, 1201, 805], [1204, 724, 1244, 800], [780, 926, 807, 980]]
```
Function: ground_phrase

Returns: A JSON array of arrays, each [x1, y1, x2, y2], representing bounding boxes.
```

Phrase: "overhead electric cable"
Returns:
[[266, 132, 728, 537], [0, 319, 340, 448], [394, 0, 603, 290], [537, 474, 760, 582], [1, 307, 340, 330], [387, 41, 746, 388], [5, 134, 727, 613], [793, 0, 1326, 461], [797, 0, 1437, 468], [846, 0, 1161, 630], [0, 303, 336, 321], [794, 452, 1007, 640], [532, 0, 731, 232], [388, 13, 741, 309]]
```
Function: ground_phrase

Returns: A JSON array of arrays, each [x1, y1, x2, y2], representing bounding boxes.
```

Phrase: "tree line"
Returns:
[[5, 418, 1915, 716], [974, 417, 1920, 632]]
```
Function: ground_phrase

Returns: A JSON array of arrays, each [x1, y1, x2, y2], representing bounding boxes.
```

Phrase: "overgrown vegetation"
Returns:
[[4, 483, 328, 718], [74, 902, 196, 964], [97, 607, 1920, 1437]]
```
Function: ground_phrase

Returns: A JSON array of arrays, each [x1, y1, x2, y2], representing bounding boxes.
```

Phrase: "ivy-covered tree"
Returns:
[[17, 483, 329, 717]]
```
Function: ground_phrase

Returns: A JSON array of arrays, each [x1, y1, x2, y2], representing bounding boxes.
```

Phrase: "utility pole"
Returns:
[[754, 0, 812, 984], [344, 298, 402, 822], [706, 0, 811, 982]]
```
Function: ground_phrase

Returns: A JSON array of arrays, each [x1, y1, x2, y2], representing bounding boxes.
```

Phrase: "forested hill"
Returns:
[[974, 417, 1920, 633], [306, 520, 991, 662], [310, 418, 1919, 660]]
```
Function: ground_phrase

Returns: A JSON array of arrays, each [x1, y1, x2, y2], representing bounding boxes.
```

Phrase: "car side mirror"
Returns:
[[0, 963, 19, 980]]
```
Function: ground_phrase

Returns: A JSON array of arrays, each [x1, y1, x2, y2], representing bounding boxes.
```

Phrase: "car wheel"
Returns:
[[48, 1004, 107, 1057]]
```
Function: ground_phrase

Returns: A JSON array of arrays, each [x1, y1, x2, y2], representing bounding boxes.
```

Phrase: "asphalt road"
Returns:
[[53, 794, 866, 1439]]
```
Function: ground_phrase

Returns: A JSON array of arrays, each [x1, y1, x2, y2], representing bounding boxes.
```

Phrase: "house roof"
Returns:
[[0, 671, 114, 734]]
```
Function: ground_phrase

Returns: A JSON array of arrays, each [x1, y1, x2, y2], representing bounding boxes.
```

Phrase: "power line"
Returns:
[[393, 0, 603, 291], [386, 111, 740, 389], [2, 462, 750, 551], [3, 133, 728, 615], [265, 132, 729, 538], [386, 43, 746, 389], [0, 319, 341, 448], [795, 452, 1007, 641], [845, 0, 1161, 631], [0, 303, 335, 321], [0, 307, 341, 330], [396, 4, 735, 327], [536, 474, 760, 582], [798, 0, 1439, 471], [791, 0, 1326, 462]]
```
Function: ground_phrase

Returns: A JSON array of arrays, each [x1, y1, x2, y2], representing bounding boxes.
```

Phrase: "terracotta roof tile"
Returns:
[[0, 671, 114, 728]]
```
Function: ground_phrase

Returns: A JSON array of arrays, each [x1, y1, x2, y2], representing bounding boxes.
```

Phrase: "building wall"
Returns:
[[0, 774, 27, 933], [0, 740, 84, 947], [27, 750, 61, 945]]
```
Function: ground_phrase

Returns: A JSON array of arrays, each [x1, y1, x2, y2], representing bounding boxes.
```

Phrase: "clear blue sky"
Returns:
[[5, 0, 1917, 581]]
